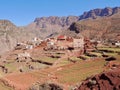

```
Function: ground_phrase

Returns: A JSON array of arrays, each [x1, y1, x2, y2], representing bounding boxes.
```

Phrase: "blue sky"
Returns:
[[0, 0, 120, 26]]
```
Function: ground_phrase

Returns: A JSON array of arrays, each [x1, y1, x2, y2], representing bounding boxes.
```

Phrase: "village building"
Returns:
[[15, 43, 27, 50], [14, 37, 44, 50], [115, 41, 120, 47], [57, 35, 67, 41], [44, 35, 86, 52], [56, 35, 74, 50], [73, 38, 84, 48]]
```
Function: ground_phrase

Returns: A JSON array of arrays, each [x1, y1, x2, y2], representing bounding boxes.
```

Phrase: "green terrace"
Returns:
[[56, 59, 106, 84], [98, 47, 120, 53]]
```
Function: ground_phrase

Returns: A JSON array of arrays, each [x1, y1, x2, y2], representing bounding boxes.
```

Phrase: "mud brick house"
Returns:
[[115, 41, 120, 47], [31, 37, 43, 47], [15, 43, 27, 50], [45, 37, 56, 49], [57, 35, 67, 41], [15, 42, 34, 50], [56, 35, 73, 50], [47, 40, 56, 49], [66, 36, 85, 56], [73, 38, 84, 49], [44, 35, 86, 52], [84, 38, 98, 53]]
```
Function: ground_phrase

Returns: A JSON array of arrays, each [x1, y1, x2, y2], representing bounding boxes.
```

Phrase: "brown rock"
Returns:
[[76, 67, 120, 90]]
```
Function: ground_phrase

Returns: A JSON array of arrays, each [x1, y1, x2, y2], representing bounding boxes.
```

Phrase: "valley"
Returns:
[[0, 7, 119, 90]]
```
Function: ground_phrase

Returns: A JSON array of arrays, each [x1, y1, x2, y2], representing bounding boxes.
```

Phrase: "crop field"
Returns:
[[56, 59, 106, 84], [98, 47, 120, 52], [32, 56, 58, 63], [0, 81, 13, 90], [0, 47, 120, 89]]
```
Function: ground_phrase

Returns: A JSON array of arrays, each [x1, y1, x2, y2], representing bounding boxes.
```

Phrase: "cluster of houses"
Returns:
[[15, 37, 43, 50], [42, 35, 85, 54], [112, 41, 120, 47], [7, 34, 120, 59], [14, 35, 98, 55]]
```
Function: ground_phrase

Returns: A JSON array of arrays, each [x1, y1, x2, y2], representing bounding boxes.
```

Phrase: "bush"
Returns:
[[30, 82, 63, 90]]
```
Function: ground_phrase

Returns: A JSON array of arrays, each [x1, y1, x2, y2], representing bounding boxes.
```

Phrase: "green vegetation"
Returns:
[[33, 56, 58, 63], [89, 52, 102, 57], [5, 63, 17, 72], [57, 59, 71, 66], [0, 81, 13, 90], [32, 62, 49, 69], [56, 60, 106, 84], [98, 47, 120, 52], [70, 57, 82, 61]]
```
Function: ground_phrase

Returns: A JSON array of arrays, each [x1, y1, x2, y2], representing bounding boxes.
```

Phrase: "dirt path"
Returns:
[[2, 71, 47, 90]]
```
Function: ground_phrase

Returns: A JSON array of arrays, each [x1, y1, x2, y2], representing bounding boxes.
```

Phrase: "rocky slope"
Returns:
[[26, 16, 79, 38], [0, 7, 120, 54], [79, 7, 120, 20], [0, 20, 36, 55], [26, 7, 120, 39], [0, 16, 79, 54], [76, 66, 120, 90], [68, 7, 120, 41], [69, 13, 120, 41]]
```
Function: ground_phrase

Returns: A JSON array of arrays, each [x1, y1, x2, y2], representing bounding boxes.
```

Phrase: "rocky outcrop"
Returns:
[[69, 13, 120, 40], [26, 7, 120, 39], [30, 82, 63, 90], [0, 20, 18, 54], [0, 7, 120, 54], [0, 20, 36, 55], [75, 66, 120, 90], [79, 7, 120, 20], [26, 16, 79, 38], [34, 16, 79, 27]]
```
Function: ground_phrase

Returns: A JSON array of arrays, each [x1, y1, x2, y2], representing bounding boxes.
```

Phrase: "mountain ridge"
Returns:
[[79, 7, 120, 20], [0, 6, 120, 54], [69, 13, 120, 41]]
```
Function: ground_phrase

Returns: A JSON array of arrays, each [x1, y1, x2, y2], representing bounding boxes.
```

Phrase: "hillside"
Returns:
[[0, 7, 120, 54], [79, 7, 120, 20], [77, 66, 120, 90], [0, 20, 36, 55], [69, 13, 120, 41], [0, 7, 120, 90], [25, 7, 120, 39], [25, 16, 79, 38], [68, 7, 120, 41]]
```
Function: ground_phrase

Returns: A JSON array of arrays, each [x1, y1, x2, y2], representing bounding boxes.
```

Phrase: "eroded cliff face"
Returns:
[[25, 7, 120, 39], [0, 16, 79, 54], [69, 13, 120, 41], [79, 7, 120, 20], [26, 16, 79, 38], [0, 20, 36, 55], [34, 16, 79, 27], [0, 7, 120, 54], [0, 20, 17, 54]]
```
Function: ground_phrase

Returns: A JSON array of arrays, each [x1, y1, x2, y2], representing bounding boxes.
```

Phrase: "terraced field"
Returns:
[[56, 59, 106, 84], [0, 47, 120, 90], [0, 81, 13, 90]]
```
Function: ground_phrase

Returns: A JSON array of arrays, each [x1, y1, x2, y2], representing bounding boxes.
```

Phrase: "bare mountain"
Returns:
[[26, 7, 120, 39], [26, 16, 79, 38], [79, 7, 120, 20], [0, 7, 120, 54], [0, 20, 36, 55], [68, 7, 120, 41]]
